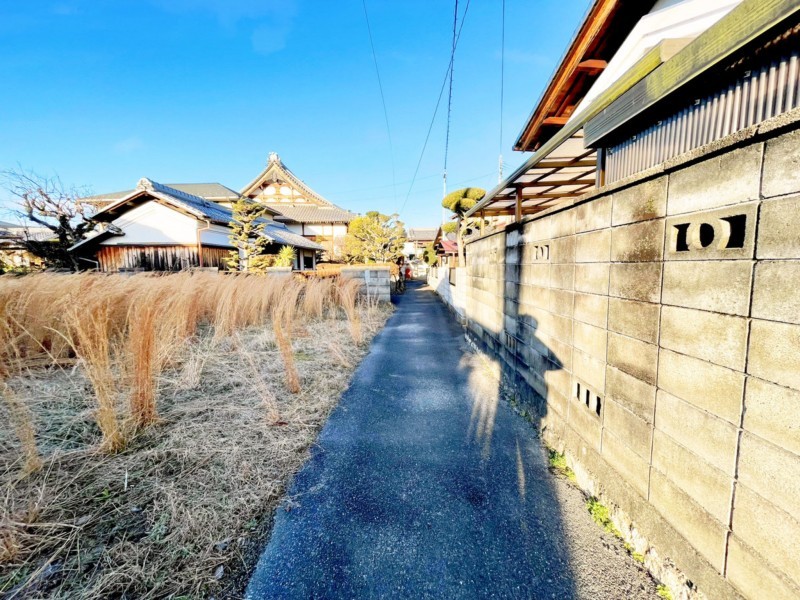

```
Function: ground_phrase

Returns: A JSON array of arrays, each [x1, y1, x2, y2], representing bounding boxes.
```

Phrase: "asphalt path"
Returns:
[[245, 280, 659, 599]]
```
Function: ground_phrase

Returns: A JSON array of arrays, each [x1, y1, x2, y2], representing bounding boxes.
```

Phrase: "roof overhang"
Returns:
[[514, 0, 657, 152], [584, 0, 800, 147], [467, 125, 597, 218]]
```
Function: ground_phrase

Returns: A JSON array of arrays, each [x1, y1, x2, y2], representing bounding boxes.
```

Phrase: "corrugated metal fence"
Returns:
[[606, 50, 800, 183]]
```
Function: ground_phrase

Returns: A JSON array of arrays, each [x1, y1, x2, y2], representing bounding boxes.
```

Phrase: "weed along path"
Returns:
[[246, 281, 660, 599]]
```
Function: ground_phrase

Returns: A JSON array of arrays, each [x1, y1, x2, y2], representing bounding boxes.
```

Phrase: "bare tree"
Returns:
[[2, 168, 97, 270]]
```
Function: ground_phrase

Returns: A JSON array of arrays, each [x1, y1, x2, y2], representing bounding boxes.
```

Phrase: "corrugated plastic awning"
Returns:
[[466, 127, 597, 219]]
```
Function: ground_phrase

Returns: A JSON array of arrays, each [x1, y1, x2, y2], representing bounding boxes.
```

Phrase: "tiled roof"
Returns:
[[241, 153, 355, 223], [406, 228, 438, 242], [83, 183, 241, 204], [141, 179, 237, 225], [262, 223, 324, 250], [73, 179, 323, 252], [267, 204, 356, 224]]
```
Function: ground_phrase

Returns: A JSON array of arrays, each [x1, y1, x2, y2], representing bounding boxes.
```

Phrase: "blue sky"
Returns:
[[0, 0, 591, 228]]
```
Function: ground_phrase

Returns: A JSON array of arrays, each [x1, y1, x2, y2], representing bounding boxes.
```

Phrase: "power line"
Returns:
[[361, 0, 397, 210], [443, 0, 459, 194], [398, 0, 471, 217], [499, 0, 506, 183]]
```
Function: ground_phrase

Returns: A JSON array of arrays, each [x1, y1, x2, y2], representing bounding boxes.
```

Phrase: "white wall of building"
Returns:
[[200, 224, 234, 248], [99, 201, 199, 246], [570, 0, 744, 122]]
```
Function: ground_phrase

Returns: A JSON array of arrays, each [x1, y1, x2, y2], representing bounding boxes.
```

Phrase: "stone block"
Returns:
[[537, 310, 573, 345], [609, 262, 661, 302], [548, 289, 574, 319], [575, 263, 610, 295], [549, 236, 575, 264], [664, 202, 758, 261], [662, 260, 753, 316], [651, 430, 732, 523], [655, 390, 739, 474], [610, 219, 665, 262], [575, 229, 611, 263], [519, 284, 550, 311], [667, 143, 762, 216], [752, 260, 800, 324], [607, 298, 659, 344], [600, 428, 650, 498], [573, 292, 609, 328], [757, 194, 800, 259], [568, 395, 602, 451], [611, 176, 667, 225], [607, 332, 658, 385], [744, 376, 800, 456], [747, 319, 800, 391], [524, 217, 550, 242], [546, 387, 569, 419], [572, 321, 607, 361], [537, 329, 573, 372], [732, 485, 800, 589], [605, 366, 656, 423], [573, 348, 606, 393], [737, 432, 800, 521], [762, 127, 800, 198], [660, 305, 748, 371], [545, 368, 572, 402], [603, 398, 652, 459], [649, 469, 728, 573], [549, 209, 577, 239], [657, 349, 743, 425], [549, 264, 575, 291], [521, 263, 551, 287], [575, 195, 612, 233], [726, 536, 800, 600]]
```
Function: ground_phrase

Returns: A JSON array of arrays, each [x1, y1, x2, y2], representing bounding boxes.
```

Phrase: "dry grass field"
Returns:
[[0, 272, 392, 598]]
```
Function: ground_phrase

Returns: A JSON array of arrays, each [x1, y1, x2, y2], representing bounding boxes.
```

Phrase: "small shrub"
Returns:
[[656, 584, 673, 600], [586, 496, 622, 537], [547, 448, 576, 482]]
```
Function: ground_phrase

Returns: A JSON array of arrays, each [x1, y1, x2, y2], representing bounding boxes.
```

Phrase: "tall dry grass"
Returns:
[[0, 271, 393, 598], [0, 272, 373, 459]]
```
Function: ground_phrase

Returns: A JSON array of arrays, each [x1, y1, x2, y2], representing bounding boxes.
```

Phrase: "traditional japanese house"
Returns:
[[240, 152, 356, 259], [72, 178, 323, 272]]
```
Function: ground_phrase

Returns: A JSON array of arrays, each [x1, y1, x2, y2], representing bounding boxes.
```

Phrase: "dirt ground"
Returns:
[[0, 303, 392, 599]]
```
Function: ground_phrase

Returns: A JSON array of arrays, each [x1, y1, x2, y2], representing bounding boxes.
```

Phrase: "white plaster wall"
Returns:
[[200, 224, 235, 248], [285, 224, 303, 235], [570, 0, 743, 122], [100, 201, 198, 246]]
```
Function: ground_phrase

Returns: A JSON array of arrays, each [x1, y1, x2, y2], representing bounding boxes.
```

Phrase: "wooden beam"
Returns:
[[576, 59, 608, 71], [542, 116, 570, 126], [515, 179, 595, 189], [515, 188, 522, 223], [533, 159, 596, 169]]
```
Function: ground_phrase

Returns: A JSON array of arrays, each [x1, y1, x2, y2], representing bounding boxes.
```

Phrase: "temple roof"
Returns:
[[83, 182, 241, 205], [240, 152, 356, 224]]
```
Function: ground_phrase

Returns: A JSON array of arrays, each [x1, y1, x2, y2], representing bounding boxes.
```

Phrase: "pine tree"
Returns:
[[226, 199, 270, 271]]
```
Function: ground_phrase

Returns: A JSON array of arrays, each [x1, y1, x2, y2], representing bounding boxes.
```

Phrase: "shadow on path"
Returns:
[[245, 280, 579, 599]]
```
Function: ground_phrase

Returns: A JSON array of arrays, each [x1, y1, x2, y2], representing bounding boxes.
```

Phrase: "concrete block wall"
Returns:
[[427, 266, 467, 318], [340, 267, 391, 302], [442, 121, 800, 599]]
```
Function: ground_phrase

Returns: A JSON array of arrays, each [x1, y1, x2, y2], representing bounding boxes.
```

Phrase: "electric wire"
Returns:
[[499, 0, 505, 183], [361, 0, 398, 211], [398, 0, 471, 217], [443, 0, 459, 192]]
